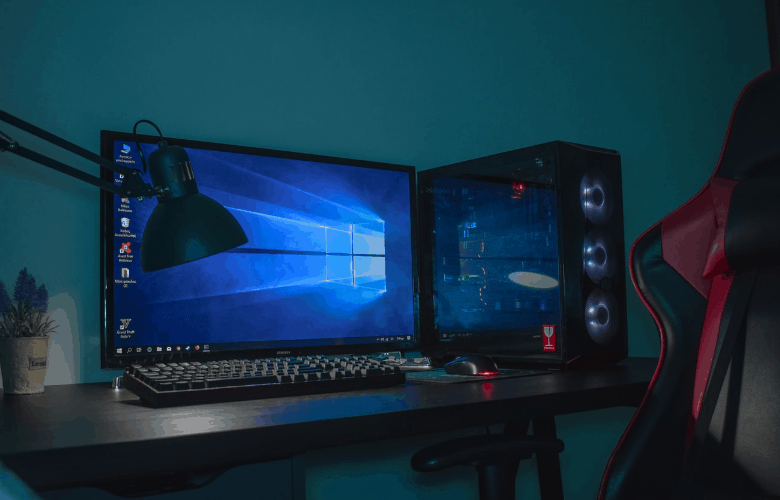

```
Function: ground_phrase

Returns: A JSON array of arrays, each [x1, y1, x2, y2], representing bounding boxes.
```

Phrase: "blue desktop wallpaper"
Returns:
[[110, 141, 415, 351]]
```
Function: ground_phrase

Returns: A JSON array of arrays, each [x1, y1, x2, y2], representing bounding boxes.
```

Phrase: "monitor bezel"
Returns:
[[99, 130, 420, 369]]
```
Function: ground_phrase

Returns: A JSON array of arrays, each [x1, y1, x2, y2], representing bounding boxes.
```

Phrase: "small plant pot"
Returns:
[[0, 336, 51, 394]]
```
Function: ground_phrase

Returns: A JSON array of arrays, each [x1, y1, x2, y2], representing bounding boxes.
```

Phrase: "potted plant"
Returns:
[[0, 268, 57, 394]]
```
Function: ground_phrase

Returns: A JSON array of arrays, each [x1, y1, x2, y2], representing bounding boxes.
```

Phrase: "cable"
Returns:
[[132, 119, 164, 175]]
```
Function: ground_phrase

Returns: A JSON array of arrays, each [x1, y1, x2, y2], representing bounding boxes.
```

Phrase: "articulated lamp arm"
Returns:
[[0, 109, 249, 272], [0, 109, 158, 199]]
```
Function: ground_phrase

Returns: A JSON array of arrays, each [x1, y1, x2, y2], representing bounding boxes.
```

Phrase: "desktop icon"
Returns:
[[176, 346, 181, 351], [121, 217, 130, 228], [119, 174, 124, 179], [185, 346, 191, 351], [119, 318, 131, 330], [121, 268, 130, 278], [136, 347, 142, 353], [194, 345, 200, 351], [126, 347, 133, 353], [166, 346, 172, 352], [147, 347, 152, 353], [121, 197, 129, 204], [116, 348, 122, 354], [120, 242, 132, 254], [203, 345, 209, 350], [121, 144, 131, 154], [156, 347, 162, 352]]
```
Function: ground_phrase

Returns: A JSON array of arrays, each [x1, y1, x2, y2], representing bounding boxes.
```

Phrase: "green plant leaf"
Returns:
[[0, 300, 55, 338]]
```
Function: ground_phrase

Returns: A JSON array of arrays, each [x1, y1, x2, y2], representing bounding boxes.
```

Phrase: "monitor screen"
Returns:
[[100, 132, 418, 368]]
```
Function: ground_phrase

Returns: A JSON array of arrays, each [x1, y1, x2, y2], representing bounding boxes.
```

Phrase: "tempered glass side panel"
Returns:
[[419, 151, 563, 359], [431, 177, 560, 334]]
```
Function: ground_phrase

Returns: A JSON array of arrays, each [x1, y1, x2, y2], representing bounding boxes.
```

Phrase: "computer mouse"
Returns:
[[443, 354, 500, 376]]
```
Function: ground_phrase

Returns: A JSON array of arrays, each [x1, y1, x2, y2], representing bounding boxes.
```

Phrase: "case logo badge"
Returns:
[[543, 325, 557, 351]]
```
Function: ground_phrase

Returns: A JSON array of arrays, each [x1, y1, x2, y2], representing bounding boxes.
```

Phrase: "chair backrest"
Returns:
[[597, 67, 780, 500]]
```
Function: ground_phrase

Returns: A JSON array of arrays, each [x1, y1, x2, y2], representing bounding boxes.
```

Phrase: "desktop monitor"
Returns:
[[100, 132, 418, 369], [417, 141, 628, 369]]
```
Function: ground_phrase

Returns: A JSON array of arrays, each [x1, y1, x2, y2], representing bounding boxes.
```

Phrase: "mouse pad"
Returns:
[[405, 368, 551, 384]]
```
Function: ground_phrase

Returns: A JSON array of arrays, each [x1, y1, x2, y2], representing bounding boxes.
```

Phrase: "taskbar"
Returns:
[[113, 334, 415, 356], [114, 344, 210, 355]]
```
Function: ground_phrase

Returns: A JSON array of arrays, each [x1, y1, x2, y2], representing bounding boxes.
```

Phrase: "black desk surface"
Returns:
[[0, 357, 656, 491]]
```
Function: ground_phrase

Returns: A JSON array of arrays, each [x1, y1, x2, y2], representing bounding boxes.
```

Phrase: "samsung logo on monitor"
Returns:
[[276, 351, 291, 355]]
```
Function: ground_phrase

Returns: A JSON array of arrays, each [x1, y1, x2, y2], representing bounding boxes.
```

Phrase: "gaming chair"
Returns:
[[411, 66, 780, 500]]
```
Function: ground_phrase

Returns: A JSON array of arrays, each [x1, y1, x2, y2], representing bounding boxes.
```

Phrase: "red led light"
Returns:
[[481, 382, 495, 400], [511, 182, 526, 199], [478, 371, 500, 376]]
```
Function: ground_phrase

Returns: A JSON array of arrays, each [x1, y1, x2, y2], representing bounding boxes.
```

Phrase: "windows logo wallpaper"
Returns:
[[112, 142, 415, 349]]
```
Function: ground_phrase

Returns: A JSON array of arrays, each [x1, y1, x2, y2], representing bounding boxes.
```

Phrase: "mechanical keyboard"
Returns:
[[122, 355, 406, 407]]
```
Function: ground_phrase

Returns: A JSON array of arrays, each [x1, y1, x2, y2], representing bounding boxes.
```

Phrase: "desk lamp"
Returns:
[[0, 110, 249, 272]]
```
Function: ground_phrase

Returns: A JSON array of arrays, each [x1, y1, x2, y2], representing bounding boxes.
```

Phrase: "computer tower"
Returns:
[[417, 141, 628, 369]]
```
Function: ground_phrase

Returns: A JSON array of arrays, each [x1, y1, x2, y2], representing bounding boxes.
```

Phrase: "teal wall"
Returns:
[[0, 1, 768, 499]]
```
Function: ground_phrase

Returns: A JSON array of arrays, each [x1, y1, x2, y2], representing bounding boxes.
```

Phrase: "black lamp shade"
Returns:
[[140, 193, 249, 272], [140, 142, 248, 272]]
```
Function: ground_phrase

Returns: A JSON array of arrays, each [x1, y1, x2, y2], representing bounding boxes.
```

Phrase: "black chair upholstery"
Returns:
[[411, 67, 780, 500]]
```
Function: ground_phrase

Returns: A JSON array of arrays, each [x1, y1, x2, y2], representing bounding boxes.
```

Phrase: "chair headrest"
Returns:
[[716, 68, 780, 180], [724, 170, 780, 272]]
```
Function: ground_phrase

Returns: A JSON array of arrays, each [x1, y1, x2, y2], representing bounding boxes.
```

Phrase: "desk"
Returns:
[[0, 357, 655, 498]]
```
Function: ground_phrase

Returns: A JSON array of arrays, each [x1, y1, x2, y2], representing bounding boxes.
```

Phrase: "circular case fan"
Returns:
[[584, 289, 619, 345], [582, 229, 617, 283], [580, 172, 614, 225]]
